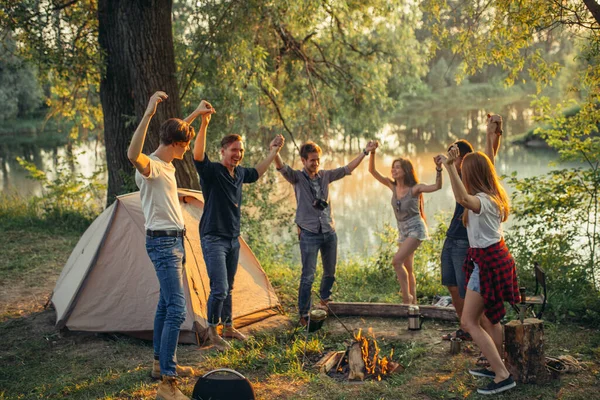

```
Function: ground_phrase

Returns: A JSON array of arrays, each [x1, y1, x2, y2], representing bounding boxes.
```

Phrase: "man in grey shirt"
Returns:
[[274, 140, 377, 325]]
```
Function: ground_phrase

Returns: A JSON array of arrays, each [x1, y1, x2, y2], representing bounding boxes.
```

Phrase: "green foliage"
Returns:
[[505, 167, 600, 324], [240, 161, 296, 264], [421, 0, 579, 88], [6, 155, 104, 231], [2, 0, 103, 139], [0, 33, 43, 120], [176, 0, 427, 144]]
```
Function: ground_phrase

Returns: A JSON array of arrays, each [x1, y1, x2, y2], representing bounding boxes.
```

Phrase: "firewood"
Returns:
[[348, 342, 365, 381], [387, 361, 404, 374], [315, 351, 345, 373]]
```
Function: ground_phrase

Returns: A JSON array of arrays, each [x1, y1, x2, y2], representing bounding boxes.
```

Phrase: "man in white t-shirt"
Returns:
[[127, 91, 214, 400]]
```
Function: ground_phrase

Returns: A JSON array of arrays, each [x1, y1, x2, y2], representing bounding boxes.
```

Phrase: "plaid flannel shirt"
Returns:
[[464, 239, 520, 324]]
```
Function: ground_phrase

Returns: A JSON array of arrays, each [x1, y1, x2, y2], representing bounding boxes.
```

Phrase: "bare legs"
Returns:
[[462, 289, 509, 383], [447, 286, 465, 325], [392, 237, 421, 304]]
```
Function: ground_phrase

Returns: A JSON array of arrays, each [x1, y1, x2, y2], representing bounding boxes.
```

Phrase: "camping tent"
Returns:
[[51, 189, 280, 344]]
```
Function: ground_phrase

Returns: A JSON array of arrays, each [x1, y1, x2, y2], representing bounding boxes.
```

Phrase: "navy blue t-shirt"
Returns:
[[446, 202, 468, 240], [194, 155, 259, 238]]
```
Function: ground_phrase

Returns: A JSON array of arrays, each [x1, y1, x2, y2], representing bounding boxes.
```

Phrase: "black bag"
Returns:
[[192, 368, 255, 400]]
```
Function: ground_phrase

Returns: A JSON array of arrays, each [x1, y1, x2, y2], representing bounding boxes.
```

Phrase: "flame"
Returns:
[[353, 328, 394, 380]]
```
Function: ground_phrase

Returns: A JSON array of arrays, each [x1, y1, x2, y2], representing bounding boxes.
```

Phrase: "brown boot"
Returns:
[[151, 360, 196, 380], [222, 326, 248, 341], [205, 326, 231, 351], [316, 299, 331, 313], [156, 376, 189, 400]]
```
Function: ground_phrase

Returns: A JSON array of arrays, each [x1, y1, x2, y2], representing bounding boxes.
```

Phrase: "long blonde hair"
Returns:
[[392, 158, 426, 222], [460, 152, 509, 226]]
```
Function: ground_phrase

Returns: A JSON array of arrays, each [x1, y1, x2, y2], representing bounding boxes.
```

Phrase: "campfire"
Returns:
[[314, 328, 403, 381]]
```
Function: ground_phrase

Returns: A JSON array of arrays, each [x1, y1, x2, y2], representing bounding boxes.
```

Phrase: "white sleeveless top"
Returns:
[[466, 193, 503, 248]]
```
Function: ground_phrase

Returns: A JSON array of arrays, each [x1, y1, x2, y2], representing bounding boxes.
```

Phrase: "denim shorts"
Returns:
[[441, 237, 469, 298], [397, 215, 429, 243], [467, 262, 481, 293]]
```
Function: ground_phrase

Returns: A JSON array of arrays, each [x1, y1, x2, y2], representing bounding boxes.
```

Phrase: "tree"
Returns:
[[0, 33, 43, 121], [174, 1, 427, 150], [97, 0, 199, 199]]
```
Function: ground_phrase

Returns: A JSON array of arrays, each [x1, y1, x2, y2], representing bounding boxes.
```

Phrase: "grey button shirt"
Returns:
[[277, 164, 351, 233]]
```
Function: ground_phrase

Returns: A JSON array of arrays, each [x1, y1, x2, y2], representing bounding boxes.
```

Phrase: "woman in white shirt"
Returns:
[[441, 146, 520, 395]]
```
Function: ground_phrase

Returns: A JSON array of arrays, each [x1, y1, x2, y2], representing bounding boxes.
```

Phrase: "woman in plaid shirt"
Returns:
[[440, 144, 520, 395]]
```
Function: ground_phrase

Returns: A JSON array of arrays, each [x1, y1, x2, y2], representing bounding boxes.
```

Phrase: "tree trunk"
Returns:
[[504, 318, 549, 383], [98, 0, 199, 203], [583, 0, 600, 25]]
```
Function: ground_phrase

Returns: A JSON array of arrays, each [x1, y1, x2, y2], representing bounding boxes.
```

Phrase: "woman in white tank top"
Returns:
[[441, 145, 519, 395]]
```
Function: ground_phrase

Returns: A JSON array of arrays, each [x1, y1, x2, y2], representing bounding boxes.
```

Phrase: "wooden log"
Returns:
[[314, 351, 345, 374], [348, 342, 365, 381], [504, 318, 549, 383], [328, 302, 458, 321]]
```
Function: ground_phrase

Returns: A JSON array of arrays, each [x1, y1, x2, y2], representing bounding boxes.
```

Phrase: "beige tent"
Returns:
[[51, 189, 280, 344]]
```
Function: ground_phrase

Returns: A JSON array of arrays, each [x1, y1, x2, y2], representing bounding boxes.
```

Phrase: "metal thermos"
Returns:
[[408, 305, 423, 330], [450, 337, 462, 354]]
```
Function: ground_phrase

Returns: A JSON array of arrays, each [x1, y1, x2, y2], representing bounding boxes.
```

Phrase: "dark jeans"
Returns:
[[146, 235, 186, 377], [201, 234, 240, 326], [298, 229, 338, 317], [441, 237, 469, 298]]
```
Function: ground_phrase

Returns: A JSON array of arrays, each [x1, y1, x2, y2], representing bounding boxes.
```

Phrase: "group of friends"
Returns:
[[127, 92, 520, 399]]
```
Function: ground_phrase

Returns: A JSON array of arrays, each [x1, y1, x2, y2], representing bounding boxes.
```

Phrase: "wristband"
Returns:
[[363, 149, 369, 156], [436, 168, 442, 172]]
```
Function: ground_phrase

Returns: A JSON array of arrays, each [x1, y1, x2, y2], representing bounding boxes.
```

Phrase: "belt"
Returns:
[[146, 228, 186, 238]]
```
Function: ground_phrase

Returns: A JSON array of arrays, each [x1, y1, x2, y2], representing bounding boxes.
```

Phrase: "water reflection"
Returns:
[[0, 141, 106, 197]]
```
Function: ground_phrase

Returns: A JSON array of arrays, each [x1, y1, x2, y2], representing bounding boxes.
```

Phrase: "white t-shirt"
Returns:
[[466, 193, 503, 248], [135, 153, 184, 231]]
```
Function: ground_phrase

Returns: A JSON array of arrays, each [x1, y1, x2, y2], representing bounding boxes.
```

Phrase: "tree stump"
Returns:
[[504, 318, 549, 383]]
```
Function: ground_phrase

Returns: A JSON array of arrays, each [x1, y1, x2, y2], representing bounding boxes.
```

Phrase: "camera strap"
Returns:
[[302, 170, 324, 200]]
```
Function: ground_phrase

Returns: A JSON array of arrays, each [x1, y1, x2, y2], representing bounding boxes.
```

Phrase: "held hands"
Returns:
[[444, 145, 460, 166], [487, 113, 503, 136], [144, 91, 168, 117], [270, 134, 285, 152], [196, 100, 215, 125], [433, 155, 443, 169]]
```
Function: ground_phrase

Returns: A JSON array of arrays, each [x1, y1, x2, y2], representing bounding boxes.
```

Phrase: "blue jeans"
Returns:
[[201, 234, 240, 326], [146, 235, 186, 377], [441, 237, 469, 298], [298, 229, 338, 317]]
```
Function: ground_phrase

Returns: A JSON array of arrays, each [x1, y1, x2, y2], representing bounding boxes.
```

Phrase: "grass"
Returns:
[[1, 201, 599, 399]]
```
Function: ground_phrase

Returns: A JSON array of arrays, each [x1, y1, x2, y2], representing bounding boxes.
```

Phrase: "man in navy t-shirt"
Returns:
[[193, 105, 284, 350]]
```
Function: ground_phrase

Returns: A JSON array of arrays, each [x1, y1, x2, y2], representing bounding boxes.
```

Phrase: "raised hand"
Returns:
[[487, 113, 503, 136], [434, 155, 443, 168], [144, 91, 168, 117]]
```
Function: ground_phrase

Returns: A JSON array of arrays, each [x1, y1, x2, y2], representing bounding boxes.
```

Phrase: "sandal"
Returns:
[[476, 355, 490, 368], [442, 329, 473, 341]]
